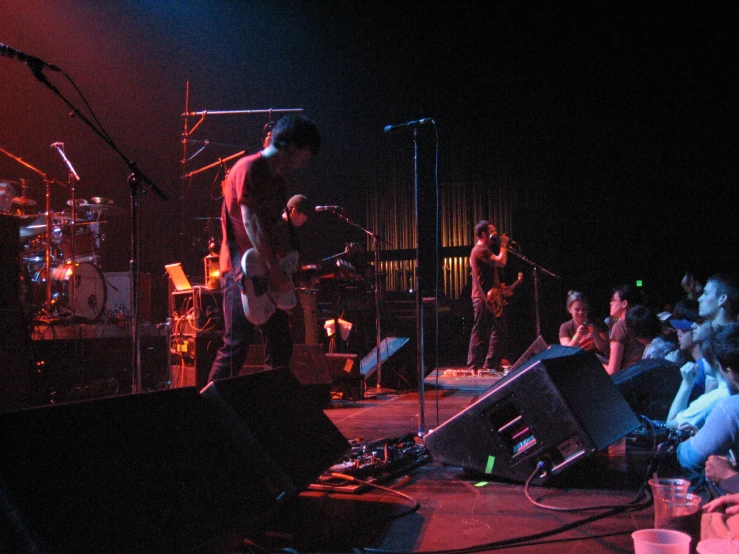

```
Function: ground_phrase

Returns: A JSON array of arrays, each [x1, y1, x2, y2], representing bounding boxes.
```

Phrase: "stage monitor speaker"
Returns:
[[425, 348, 640, 485], [201, 369, 350, 492], [613, 358, 682, 420], [359, 336, 410, 380], [0, 387, 295, 553], [244, 344, 332, 407], [509, 335, 548, 372]]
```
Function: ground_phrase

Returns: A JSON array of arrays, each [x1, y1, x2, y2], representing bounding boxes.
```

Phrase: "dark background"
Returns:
[[2, 1, 737, 343]]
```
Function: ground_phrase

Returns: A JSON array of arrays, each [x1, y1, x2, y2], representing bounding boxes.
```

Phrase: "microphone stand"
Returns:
[[28, 64, 167, 394], [326, 210, 394, 396], [505, 246, 559, 338]]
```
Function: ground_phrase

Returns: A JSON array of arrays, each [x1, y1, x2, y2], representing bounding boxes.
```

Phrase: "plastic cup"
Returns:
[[697, 538, 739, 553], [633, 529, 692, 554], [649, 478, 692, 501], [653, 492, 702, 530]]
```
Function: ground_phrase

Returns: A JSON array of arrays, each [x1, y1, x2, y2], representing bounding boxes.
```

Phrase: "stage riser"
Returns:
[[30, 335, 168, 403]]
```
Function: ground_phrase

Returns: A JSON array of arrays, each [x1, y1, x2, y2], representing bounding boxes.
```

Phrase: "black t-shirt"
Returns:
[[469, 243, 500, 301]]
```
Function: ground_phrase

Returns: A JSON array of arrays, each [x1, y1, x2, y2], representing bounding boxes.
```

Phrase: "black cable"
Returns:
[[524, 461, 652, 512]]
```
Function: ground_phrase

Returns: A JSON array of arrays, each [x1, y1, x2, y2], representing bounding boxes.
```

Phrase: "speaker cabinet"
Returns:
[[425, 348, 640, 484], [0, 387, 295, 552], [613, 358, 682, 420]]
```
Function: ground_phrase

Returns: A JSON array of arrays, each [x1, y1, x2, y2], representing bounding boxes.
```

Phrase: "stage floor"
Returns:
[[218, 388, 673, 554]]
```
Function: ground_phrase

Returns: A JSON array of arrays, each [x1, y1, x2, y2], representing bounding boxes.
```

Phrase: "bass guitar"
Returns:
[[486, 272, 524, 317], [240, 248, 299, 325]]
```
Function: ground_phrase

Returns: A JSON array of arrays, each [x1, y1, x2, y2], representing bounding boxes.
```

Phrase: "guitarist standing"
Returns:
[[208, 115, 321, 383], [466, 220, 511, 374]]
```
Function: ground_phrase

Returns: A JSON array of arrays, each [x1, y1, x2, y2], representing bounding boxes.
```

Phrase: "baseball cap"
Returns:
[[669, 319, 694, 331]]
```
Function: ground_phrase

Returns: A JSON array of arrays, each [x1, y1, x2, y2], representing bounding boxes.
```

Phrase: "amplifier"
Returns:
[[169, 332, 223, 390], [171, 286, 224, 335]]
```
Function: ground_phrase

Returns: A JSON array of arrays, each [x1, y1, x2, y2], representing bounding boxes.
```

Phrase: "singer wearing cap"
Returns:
[[208, 114, 321, 383], [466, 220, 510, 374]]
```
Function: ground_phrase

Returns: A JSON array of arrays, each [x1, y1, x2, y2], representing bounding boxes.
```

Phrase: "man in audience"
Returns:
[[675, 324, 739, 482], [699, 274, 738, 329], [665, 321, 728, 431]]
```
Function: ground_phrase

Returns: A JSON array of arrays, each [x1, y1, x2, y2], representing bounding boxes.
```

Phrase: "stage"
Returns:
[[1, 336, 686, 553], [233, 388, 664, 554]]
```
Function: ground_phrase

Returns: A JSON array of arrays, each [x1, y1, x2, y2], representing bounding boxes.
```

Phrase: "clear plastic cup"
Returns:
[[649, 478, 691, 501], [632, 529, 691, 554]]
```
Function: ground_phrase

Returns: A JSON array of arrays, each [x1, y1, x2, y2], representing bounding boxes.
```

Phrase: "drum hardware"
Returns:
[[10, 178, 37, 214], [50, 140, 82, 316]]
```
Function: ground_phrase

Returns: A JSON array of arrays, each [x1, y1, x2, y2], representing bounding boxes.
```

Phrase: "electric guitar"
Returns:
[[486, 272, 524, 317], [240, 248, 299, 325]]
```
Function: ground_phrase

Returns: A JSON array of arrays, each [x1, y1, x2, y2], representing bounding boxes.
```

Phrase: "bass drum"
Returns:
[[33, 262, 107, 321]]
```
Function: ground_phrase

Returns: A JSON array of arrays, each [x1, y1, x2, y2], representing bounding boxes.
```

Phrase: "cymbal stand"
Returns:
[[505, 246, 560, 337], [179, 80, 304, 179], [51, 142, 81, 317], [0, 143, 66, 316]]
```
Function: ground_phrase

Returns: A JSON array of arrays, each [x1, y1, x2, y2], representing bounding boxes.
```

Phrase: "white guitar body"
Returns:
[[240, 248, 299, 325]]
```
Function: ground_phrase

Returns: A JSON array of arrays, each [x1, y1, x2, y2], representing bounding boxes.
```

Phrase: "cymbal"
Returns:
[[89, 196, 114, 206], [12, 197, 37, 207], [66, 198, 88, 207]]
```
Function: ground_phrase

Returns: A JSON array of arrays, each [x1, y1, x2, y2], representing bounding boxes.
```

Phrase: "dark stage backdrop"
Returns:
[[2, 1, 738, 341]]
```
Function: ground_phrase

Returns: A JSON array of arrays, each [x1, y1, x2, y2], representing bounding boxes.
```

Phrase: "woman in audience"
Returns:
[[558, 290, 609, 356], [605, 284, 645, 374]]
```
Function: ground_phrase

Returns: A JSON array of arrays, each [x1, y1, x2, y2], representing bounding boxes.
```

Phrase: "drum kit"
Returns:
[[2, 178, 122, 321]]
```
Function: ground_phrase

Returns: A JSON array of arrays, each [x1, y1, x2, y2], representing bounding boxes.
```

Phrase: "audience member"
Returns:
[[558, 290, 609, 356], [626, 304, 677, 360], [675, 324, 739, 479], [605, 284, 645, 375], [682, 272, 704, 301], [665, 324, 729, 431], [699, 273, 739, 329]]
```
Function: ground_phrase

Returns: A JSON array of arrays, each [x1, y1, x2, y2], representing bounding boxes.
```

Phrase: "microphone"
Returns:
[[315, 205, 343, 213], [383, 118, 432, 133], [0, 43, 61, 72]]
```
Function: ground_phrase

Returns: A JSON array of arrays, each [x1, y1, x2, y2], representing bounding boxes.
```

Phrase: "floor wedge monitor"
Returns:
[[425, 347, 640, 484]]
